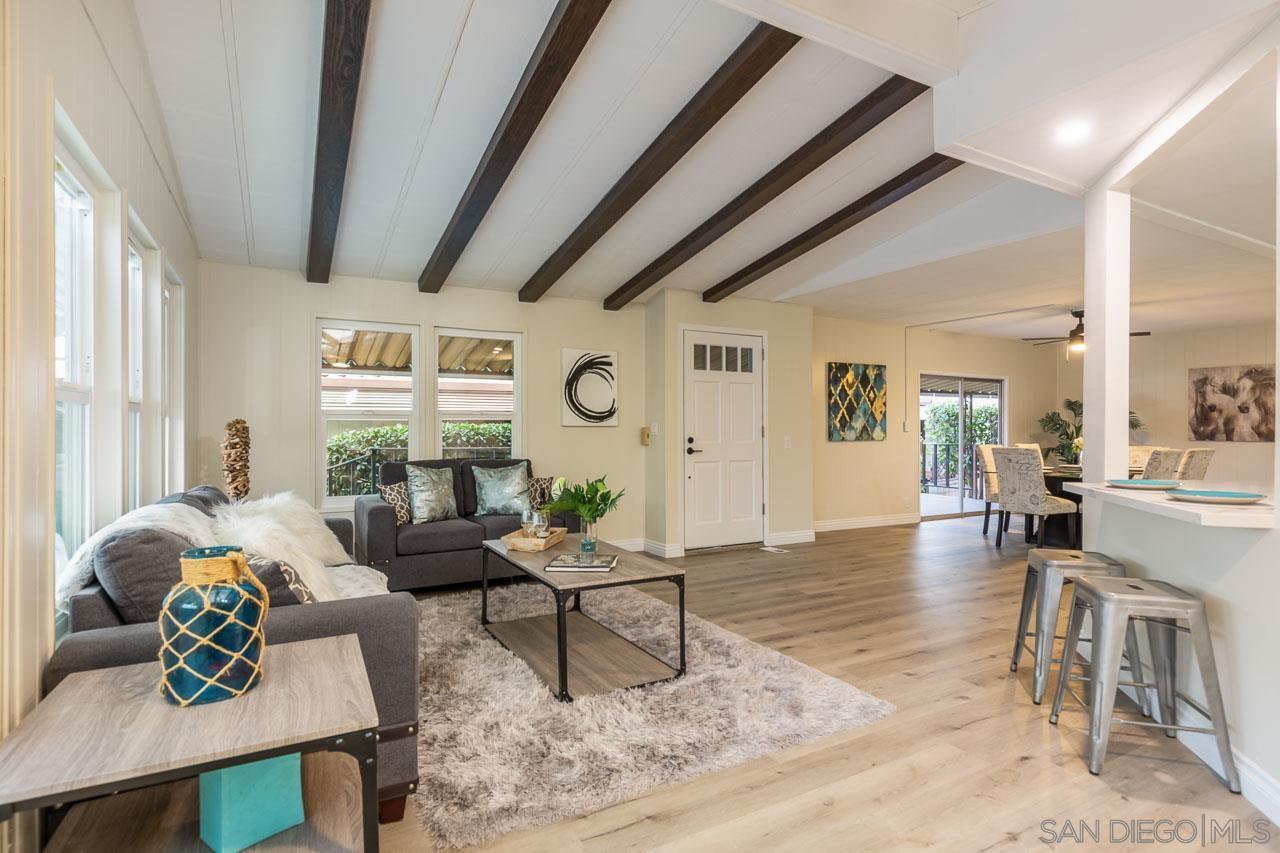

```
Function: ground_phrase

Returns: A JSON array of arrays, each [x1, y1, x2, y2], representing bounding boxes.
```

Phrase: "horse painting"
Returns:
[[1188, 365, 1276, 442]]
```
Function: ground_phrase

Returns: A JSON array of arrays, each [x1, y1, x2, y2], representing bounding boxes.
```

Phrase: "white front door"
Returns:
[[683, 330, 764, 549]]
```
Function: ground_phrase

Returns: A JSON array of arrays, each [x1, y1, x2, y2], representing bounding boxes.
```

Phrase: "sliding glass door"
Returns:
[[920, 375, 1004, 517]]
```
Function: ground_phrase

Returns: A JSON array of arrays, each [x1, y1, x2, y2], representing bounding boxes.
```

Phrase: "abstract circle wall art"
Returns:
[[562, 348, 618, 427], [828, 362, 887, 441]]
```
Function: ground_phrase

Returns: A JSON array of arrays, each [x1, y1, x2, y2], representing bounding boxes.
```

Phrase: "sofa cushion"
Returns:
[[472, 463, 530, 515], [381, 460, 464, 510], [93, 528, 187, 623], [156, 485, 229, 518], [469, 514, 523, 541], [406, 464, 459, 523], [396, 518, 484, 556], [378, 481, 412, 525], [245, 554, 316, 606], [461, 459, 532, 516]]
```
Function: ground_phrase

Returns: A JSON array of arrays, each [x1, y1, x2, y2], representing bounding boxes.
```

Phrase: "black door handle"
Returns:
[[686, 447, 702, 455]]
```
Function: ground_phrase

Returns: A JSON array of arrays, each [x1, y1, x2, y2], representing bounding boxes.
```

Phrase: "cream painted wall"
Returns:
[[1057, 323, 1276, 484], [812, 317, 1060, 527], [643, 289, 815, 548], [195, 263, 648, 544], [2, 1, 200, 847]]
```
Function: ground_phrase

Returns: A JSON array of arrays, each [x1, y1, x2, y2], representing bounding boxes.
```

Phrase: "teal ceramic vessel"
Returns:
[[159, 545, 267, 707]]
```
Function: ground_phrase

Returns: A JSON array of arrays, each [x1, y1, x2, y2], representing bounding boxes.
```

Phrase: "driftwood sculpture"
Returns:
[[221, 418, 251, 500]]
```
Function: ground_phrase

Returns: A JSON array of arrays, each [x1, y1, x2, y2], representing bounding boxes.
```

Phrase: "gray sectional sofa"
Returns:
[[44, 486, 420, 818], [354, 458, 578, 591]]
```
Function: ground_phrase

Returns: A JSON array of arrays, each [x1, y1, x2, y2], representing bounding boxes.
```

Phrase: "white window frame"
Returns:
[[316, 318, 421, 511], [433, 327, 524, 460], [163, 271, 186, 493], [125, 241, 143, 509], [52, 150, 95, 558]]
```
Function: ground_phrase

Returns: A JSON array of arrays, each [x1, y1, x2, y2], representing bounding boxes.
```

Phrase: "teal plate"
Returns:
[[1167, 489, 1266, 505], [1106, 479, 1181, 491]]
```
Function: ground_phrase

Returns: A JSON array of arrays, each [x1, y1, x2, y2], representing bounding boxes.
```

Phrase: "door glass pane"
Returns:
[[919, 375, 1003, 518], [740, 348, 753, 373], [709, 345, 723, 371], [725, 347, 739, 372], [321, 325, 414, 497], [693, 344, 706, 371]]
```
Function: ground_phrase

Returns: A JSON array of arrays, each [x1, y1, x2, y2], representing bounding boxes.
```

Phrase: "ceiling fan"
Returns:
[[1022, 309, 1150, 352]]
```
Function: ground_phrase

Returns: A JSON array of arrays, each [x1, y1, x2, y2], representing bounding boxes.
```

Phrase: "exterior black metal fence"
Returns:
[[325, 446, 409, 497]]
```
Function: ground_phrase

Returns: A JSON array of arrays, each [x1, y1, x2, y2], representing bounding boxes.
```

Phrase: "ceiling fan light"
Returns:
[[1068, 339, 1087, 353]]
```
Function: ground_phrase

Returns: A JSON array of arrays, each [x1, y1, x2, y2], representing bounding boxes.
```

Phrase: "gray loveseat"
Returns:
[[354, 458, 578, 591], [44, 486, 420, 820]]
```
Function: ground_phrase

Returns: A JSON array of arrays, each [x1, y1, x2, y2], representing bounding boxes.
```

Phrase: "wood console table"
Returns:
[[0, 635, 380, 851]]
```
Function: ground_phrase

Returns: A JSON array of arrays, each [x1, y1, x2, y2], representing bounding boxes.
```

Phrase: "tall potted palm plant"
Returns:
[[1039, 399, 1144, 464]]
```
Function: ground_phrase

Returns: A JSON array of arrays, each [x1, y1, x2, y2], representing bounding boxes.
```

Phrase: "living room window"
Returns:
[[126, 243, 143, 510], [319, 320, 419, 507], [53, 154, 94, 575], [436, 330, 521, 460]]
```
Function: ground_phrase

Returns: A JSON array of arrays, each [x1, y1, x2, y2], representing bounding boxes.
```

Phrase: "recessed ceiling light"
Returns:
[[1055, 119, 1093, 147]]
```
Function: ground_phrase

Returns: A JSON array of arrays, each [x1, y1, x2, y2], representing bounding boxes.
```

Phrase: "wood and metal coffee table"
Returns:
[[481, 535, 686, 702]]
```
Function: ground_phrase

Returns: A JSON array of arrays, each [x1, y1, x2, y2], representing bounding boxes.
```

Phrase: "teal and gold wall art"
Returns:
[[828, 362, 887, 442]]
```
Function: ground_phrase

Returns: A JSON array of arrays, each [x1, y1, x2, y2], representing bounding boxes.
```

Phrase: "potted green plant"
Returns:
[[544, 476, 624, 556], [1039, 399, 1144, 464]]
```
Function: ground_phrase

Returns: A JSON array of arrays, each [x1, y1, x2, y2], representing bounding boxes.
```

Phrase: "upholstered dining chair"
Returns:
[[992, 446, 1078, 548], [1142, 448, 1182, 480], [1128, 445, 1174, 471], [1174, 448, 1214, 480], [977, 444, 1001, 536]]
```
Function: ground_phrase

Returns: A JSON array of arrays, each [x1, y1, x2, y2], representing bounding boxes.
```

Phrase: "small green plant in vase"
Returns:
[[544, 476, 624, 557]]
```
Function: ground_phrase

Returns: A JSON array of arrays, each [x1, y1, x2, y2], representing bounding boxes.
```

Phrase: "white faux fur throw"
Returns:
[[56, 502, 217, 613], [211, 492, 349, 602]]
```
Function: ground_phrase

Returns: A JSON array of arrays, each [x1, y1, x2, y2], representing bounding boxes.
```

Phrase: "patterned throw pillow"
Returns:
[[407, 464, 459, 524], [474, 463, 530, 515], [379, 481, 412, 525], [528, 476, 555, 510], [245, 554, 316, 606]]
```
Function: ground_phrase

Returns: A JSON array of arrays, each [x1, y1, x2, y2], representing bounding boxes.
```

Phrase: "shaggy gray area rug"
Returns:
[[413, 583, 894, 848]]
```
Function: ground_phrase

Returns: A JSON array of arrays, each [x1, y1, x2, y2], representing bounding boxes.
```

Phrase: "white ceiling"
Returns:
[[133, 0, 321, 268], [133, 0, 1274, 343]]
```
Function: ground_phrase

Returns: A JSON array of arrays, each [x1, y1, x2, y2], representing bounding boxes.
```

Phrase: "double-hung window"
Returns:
[[126, 243, 143, 509], [436, 330, 521, 459], [53, 156, 94, 577], [319, 321, 419, 507]]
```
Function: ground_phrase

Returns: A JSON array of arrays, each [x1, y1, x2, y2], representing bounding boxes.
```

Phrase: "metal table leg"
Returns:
[[353, 731, 380, 852], [675, 576, 686, 676], [481, 549, 490, 625], [555, 590, 572, 702]]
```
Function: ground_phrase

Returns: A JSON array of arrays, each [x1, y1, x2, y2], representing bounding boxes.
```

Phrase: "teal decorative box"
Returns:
[[199, 753, 304, 852]]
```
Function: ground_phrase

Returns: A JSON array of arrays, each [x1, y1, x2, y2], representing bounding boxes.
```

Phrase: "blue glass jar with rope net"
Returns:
[[159, 545, 269, 707]]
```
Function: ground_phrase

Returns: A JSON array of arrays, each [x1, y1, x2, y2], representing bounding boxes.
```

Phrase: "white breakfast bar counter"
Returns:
[[1064, 480, 1280, 821]]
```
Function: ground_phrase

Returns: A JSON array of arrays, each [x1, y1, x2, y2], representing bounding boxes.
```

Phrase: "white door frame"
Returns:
[[676, 323, 769, 551], [916, 368, 1010, 517]]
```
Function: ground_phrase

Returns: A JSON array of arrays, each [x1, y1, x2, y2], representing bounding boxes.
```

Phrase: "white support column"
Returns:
[[1081, 185, 1131, 486], [1275, 58, 1280, 493]]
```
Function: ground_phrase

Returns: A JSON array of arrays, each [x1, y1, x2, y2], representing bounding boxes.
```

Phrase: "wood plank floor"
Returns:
[[383, 518, 1271, 851]]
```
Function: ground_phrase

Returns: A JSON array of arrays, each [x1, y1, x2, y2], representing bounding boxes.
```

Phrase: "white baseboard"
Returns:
[[610, 538, 645, 553], [813, 513, 921, 532], [764, 529, 815, 547], [1083, 652, 1280, 823], [644, 539, 685, 559]]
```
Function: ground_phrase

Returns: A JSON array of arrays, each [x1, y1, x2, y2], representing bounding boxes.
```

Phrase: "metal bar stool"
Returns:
[[1049, 575, 1241, 793], [1010, 549, 1149, 710]]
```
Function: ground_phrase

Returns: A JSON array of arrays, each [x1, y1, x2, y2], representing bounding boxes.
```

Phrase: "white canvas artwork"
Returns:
[[561, 349, 618, 427]]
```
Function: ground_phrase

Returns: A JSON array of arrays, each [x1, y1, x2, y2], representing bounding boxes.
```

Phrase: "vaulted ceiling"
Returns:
[[132, 0, 1276, 339]]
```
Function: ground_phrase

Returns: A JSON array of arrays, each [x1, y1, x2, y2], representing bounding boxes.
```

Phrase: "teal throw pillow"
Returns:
[[406, 465, 459, 524], [474, 463, 530, 515]]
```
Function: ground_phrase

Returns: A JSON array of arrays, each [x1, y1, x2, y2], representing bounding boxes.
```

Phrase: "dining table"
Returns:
[[1037, 466, 1146, 546]]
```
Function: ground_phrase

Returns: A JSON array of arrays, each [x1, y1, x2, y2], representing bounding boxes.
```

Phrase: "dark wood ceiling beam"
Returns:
[[517, 22, 800, 303], [702, 152, 962, 303], [306, 0, 373, 283], [418, 0, 614, 293], [603, 74, 926, 311]]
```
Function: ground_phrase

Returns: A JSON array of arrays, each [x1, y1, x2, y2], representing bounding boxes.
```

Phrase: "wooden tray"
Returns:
[[501, 527, 567, 552]]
